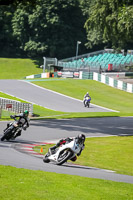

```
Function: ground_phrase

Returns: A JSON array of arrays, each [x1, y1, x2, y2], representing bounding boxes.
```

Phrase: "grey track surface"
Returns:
[[0, 79, 133, 183], [0, 118, 133, 184], [0, 79, 115, 112]]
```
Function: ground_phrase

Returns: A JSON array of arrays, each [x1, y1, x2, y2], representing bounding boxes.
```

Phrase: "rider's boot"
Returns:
[[49, 145, 56, 155], [13, 130, 21, 139]]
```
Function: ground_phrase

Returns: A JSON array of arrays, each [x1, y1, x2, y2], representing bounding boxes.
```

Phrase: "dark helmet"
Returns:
[[76, 134, 86, 144], [24, 110, 29, 116]]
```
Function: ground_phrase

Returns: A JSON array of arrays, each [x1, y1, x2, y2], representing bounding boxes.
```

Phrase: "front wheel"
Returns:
[[43, 153, 50, 163], [87, 103, 90, 108], [56, 150, 72, 165], [1, 129, 12, 141]]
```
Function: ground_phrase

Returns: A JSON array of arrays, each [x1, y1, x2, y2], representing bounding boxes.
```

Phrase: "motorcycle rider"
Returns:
[[5, 110, 30, 139], [49, 134, 86, 161], [83, 92, 91, 106]]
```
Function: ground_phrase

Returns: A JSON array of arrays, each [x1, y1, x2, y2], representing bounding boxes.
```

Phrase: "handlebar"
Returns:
[[10, 115, 15, 119]]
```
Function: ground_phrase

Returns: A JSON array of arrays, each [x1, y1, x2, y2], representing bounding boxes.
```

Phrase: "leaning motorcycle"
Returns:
[[1, 117, 27, 141], [43, 139, 82, 165], [84, 96, 91, 107]]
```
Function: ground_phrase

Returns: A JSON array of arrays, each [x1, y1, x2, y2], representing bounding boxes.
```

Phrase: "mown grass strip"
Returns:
[[0, 165, 132, 200]]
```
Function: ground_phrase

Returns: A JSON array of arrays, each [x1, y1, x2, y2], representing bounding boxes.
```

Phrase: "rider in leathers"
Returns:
[[49, 134, 85, 161], [83, 92, 90, 106], [5, 110, 30, 139]]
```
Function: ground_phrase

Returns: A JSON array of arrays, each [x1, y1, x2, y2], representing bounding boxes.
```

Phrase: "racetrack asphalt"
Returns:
[[0, 79, 133, 183], [0, 118, 133, 184], [0, 79, 117, 112]]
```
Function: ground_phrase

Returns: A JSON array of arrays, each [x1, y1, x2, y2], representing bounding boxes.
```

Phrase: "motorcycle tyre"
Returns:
[[1, 129, 12, 141], [56, 150, 72, 165], [43, 154, 50, 163]]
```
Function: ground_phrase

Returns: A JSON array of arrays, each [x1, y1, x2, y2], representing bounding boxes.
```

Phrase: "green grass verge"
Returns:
[[0, 165, 132, 200], [0, 58, 42, 79], [34, 136, 133, 176]]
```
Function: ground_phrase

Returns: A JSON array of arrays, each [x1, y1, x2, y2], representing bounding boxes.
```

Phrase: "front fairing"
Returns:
[[85, 97, 91, 102], [47, 140, 81, 162]]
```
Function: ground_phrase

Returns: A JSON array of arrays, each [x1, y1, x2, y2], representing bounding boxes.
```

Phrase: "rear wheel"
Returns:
[[56, 150, 72, 165]]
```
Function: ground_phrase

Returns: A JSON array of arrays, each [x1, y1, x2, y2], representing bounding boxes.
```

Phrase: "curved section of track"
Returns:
[[0, 80, 117, 112], [0, 79, 132, 183], [0, 118, 133, 184]]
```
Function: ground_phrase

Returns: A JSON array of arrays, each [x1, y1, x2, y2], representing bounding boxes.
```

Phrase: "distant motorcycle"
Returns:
[[43, 139, 83, 165], [84, 96, 91, 108], [1, 118, 27, 141]]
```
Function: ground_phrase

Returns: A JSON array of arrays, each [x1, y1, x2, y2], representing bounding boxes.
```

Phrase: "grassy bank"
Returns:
[[0, 58, 42, 79], [0, 165, 132, 200], [34, 136, 133, 176]]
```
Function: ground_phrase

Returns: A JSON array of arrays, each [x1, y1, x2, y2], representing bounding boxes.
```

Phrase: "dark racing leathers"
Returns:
[[8, 113, 29, 138]]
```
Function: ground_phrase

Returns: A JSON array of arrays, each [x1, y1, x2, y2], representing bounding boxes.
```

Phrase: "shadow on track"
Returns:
[[30, 117, 133, 137]]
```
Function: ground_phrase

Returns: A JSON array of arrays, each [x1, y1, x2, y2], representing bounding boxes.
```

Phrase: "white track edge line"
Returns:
[[22, 80, 119, 113]]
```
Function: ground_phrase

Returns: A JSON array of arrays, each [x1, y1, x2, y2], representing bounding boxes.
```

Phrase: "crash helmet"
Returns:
[[23, 110, 29, 117], [76, 134, 86, 144]]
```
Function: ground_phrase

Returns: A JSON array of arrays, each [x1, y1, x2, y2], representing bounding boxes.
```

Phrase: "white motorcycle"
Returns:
[[43, 139, 82, 165]]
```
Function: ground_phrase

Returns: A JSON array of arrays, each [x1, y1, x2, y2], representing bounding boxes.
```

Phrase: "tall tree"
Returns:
[[0, 5, 16, 57], [83, 0, 133, 50], [12, 0, 87, 59]]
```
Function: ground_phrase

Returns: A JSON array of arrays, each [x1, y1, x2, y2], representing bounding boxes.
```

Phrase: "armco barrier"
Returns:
[[0, 97, 33, 115]]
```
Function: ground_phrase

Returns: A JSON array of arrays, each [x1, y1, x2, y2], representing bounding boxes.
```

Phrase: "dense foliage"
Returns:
[[0, 0, 133, 59], [81, 0, 133, 51]]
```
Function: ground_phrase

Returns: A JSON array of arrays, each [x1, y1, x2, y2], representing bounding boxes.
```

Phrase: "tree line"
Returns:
[[0, 0, 133, 59]]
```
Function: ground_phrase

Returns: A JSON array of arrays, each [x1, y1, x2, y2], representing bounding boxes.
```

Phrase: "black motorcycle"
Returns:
[[1, 118, 27, 141]]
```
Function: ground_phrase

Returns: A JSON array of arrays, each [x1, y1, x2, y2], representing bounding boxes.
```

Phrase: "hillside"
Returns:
[[0, 58, 42, 79]]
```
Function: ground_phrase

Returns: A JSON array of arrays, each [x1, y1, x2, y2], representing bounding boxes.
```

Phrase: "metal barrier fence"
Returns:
[[0, 97, 33, 115]]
